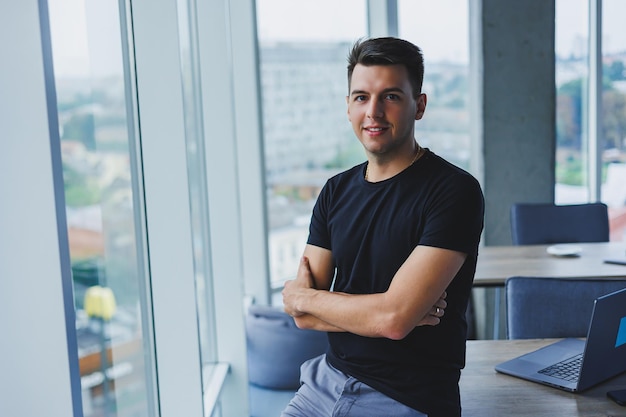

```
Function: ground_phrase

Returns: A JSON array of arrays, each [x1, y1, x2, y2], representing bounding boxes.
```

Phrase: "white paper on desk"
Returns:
[[546, 244, 583, 257]]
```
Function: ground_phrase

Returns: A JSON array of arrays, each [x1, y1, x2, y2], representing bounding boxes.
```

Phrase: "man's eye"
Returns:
[[354, 95, 367, 102], [385, 94, 399, 100]]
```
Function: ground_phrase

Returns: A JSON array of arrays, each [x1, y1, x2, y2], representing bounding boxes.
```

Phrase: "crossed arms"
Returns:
[[282, 243, 467, 340]]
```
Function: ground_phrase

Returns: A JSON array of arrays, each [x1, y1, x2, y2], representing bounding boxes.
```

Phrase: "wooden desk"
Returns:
[[461, 339, 626, 416], [475, 242, 626, 287]]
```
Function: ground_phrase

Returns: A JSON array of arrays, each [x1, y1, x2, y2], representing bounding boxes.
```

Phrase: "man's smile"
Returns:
[[364, 125, 389, 134]]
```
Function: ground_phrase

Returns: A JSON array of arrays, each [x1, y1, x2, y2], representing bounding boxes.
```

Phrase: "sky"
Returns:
[[256, 0, 626, 63], [48, 0, 122, 78], [49, 0, 625, 77], [556, 0, 626, 56], [255, 0, 470, 63]]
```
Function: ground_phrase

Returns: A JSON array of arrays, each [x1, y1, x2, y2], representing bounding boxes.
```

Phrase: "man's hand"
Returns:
[[417, 291, 447, 326], [282, 253, 347, 332], [282, 256, 315, 318]]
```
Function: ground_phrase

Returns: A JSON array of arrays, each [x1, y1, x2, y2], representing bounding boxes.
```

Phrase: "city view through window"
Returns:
[[555, 0, 626, 240], [48, 0, 156, 415]]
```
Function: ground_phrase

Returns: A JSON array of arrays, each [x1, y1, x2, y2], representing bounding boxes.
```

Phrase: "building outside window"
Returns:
[[398, 0, 471, 171], [255, 0, 367, 295]]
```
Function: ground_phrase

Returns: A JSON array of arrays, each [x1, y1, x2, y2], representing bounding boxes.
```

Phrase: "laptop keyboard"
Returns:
[[537, 353, 583, 382]]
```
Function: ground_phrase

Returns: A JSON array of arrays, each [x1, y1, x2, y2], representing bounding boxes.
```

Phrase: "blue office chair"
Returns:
[[246, 304, 328, 417], [510, 202, 609, 245], [505, 276, 626, 339]]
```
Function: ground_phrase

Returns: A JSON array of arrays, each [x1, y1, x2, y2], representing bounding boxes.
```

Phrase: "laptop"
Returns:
[[495, 287, 626, 392]]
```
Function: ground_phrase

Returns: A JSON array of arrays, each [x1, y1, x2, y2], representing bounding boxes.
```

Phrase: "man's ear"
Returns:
[[415, 93, 427, 120], [346, 95, 351, 120]]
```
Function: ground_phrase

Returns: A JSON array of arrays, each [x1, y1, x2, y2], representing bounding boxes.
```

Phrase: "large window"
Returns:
[[48, 0, 157, 415], [398, 0, 471, 171], [255, 0, 367, 294], [555, 0, 590, 203], [555, 0, 626, 240]]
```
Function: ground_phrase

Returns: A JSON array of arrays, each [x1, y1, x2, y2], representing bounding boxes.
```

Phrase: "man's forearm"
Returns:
[[293, 287, 395, 338], [293, 312, 346, 332], [292, 286, 447, 340], [284, 247, 460, 339]]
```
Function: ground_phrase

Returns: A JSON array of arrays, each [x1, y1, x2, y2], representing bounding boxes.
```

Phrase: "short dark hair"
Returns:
[[347, 37, 424, 98]]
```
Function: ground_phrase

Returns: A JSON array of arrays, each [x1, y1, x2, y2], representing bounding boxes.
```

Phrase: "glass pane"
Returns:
[[255, 0, 367, 296], [47, 0, 157, 415], [398, 0, 470, 170], [602, 0, 626, 241], [176, 0, 219, 390], [555, 0, 589, 204]]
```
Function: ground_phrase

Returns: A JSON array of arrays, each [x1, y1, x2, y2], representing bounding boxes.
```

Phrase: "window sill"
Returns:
[[202, 362, 229, 416]]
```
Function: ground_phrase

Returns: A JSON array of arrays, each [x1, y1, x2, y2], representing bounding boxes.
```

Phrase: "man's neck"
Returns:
[[365, 142, 423, 182]]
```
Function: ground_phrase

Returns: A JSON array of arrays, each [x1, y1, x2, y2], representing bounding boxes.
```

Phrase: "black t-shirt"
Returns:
[[307, 149, 484, 417]]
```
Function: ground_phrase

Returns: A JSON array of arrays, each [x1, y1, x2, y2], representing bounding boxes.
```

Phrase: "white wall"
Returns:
[[0, 1, 78, 416]]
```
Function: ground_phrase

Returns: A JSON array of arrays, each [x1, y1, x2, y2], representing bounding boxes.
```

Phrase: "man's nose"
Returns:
[[366, 100, 383, 119]]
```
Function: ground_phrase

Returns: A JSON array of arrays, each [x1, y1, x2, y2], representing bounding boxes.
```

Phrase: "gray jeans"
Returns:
[[281, 354, 428, 417]]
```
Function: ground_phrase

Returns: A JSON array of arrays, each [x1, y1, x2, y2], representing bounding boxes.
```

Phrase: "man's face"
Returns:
[[347, 64, 426, 158]]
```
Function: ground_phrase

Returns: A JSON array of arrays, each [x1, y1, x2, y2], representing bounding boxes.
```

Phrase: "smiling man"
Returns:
[[281, 37, 484, 417]]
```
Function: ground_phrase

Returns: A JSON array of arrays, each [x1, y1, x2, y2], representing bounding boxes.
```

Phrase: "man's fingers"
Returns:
[[418, 315, 441, 326], [298, 256, 311, 275], [431, 305, 444, 317]]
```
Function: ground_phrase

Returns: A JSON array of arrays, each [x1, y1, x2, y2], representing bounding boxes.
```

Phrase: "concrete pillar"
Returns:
[[478, 0, 556, 245]]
